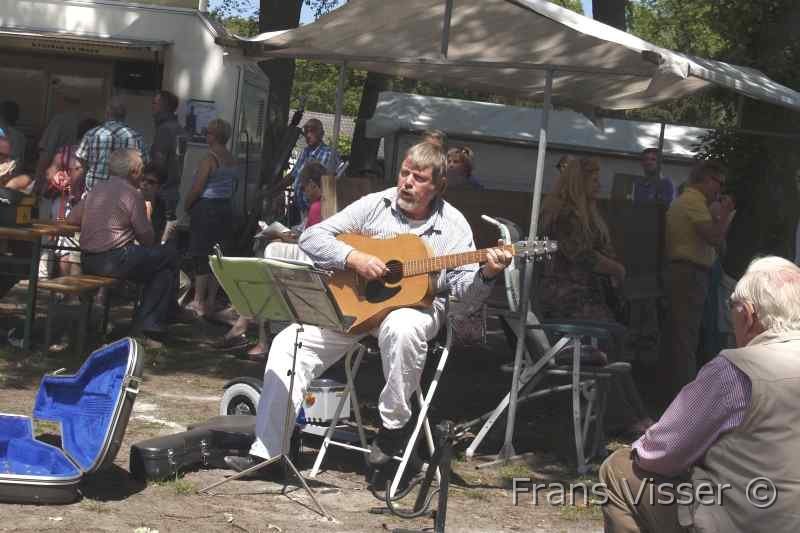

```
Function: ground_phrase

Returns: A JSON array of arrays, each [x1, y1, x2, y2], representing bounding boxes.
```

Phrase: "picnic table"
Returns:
[[0, 221, 79, 350]]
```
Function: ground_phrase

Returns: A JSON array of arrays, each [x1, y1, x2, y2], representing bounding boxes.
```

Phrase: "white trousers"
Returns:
[[249, 306, 442, 460]]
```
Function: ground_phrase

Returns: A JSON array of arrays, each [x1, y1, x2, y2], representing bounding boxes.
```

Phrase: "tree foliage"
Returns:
[[290, 60, 365, 116], [702, 0, 800, 269], [593, 0, 626, 30], [553, 0, 583, 13], [218, 15, 259, 36], [625, 0, 800, 271], [622, 0, 736, 128]]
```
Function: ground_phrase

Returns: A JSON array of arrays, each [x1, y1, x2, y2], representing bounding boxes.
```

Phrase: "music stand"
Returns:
[[199, 252, 355, 520]]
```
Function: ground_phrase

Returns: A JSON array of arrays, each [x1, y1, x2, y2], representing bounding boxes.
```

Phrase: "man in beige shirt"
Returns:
[[67, 148, 177, 338], [662, 160, 734, 398]]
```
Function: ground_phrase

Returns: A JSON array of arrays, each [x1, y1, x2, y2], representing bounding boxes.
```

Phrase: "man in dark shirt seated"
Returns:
[[67, 148, 178, 340]]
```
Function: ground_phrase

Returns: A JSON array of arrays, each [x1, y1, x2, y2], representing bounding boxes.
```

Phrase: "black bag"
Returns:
[[129, 415, 256, 481]]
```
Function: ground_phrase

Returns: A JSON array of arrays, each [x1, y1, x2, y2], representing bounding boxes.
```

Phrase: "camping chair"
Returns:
[[466, 216, 630, 473], [308, 304, 455, 499]]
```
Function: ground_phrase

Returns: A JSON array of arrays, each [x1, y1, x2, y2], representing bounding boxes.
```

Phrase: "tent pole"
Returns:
[[655, 122, 666, 181], [440, 0, 454, 59], [332, 61, 348, 150], [500, 69, 554, 461]]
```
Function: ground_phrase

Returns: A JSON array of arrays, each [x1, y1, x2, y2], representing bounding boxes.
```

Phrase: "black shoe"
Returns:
[[223, 454, 282, 480], [366, 450, 424, 495], [368, 425, 411, 467]]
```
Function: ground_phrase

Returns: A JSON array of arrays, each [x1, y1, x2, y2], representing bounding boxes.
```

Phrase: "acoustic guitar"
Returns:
[[327, 233, 558, 334]]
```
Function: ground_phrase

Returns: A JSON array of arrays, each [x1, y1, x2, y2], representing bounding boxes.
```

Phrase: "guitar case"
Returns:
[[0, 338, 143, 504], [129, 415, 256, 482]]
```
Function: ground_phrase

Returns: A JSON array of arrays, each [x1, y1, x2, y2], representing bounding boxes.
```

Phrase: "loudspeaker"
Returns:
[[113, 60, 162, 92]]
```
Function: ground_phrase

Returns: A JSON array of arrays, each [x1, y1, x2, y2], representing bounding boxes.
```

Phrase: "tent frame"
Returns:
[[252, 0, 800, 464]]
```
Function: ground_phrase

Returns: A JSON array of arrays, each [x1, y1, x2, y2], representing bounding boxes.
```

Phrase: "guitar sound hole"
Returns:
[[363, 260, 403, 303], [384, 260, 403, 284], [365, 281, 401, 303]]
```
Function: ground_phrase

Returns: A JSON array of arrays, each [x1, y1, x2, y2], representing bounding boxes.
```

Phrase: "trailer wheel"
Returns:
[[220, 380, 262, 416]]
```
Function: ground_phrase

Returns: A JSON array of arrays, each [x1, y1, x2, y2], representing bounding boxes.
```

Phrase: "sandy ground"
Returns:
[[0, 286, 608, 532]]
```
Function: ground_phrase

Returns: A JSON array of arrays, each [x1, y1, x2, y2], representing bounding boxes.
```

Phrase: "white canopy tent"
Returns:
[[238, 0, 800, 463], [241, 0, 800, 111]]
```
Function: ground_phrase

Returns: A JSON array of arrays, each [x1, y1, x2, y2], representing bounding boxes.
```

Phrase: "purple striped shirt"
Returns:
[[632, 355, 752, 477]]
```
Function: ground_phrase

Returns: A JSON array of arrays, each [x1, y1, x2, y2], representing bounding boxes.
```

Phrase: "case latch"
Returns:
[[124, 375, 143, 396], [200, 438, 210, 467]]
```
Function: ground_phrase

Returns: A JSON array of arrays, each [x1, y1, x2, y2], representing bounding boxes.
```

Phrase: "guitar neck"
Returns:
[[403, 245, 515, 277]]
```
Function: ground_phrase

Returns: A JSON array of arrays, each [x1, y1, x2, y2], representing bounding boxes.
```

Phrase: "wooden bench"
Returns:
[[37, 275, 120, 354]]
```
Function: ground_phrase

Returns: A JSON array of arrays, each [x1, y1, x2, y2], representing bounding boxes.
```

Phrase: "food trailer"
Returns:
[[0, 0, 269, 223]]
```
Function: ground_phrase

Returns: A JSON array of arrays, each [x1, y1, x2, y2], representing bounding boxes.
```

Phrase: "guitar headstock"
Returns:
[[511, 239, 558, 259]]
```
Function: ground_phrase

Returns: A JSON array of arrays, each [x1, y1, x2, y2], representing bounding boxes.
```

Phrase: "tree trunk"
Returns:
[[592, 0, 627, 30], [348, 72, 391, 176], [258, 0, 303, 185]]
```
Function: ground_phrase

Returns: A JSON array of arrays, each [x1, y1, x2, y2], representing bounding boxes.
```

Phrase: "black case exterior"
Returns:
[[0, 473, 81, 505], [129, 415, 255, 481]]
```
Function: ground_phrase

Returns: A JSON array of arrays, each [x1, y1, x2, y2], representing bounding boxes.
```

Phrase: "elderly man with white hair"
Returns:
[[600, 255, 800, 533], [67, 148, 177, 342]]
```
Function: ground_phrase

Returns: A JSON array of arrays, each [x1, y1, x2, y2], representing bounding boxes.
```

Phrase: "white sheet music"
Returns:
[[263, 259, 354, 332]]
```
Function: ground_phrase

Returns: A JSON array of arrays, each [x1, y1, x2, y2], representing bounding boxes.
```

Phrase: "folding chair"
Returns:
[[309, 312, 455, 498], [466, 217, 629, 473]]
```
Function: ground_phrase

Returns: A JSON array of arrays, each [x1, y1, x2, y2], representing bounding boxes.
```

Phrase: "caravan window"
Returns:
[[235, 80, 267, 160]]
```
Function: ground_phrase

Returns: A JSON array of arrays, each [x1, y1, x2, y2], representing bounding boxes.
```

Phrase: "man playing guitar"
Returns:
[[224, 142, 513, 475]]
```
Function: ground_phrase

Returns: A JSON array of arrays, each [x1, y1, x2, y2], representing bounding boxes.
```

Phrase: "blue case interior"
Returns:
[[0, 339, 132, 478]]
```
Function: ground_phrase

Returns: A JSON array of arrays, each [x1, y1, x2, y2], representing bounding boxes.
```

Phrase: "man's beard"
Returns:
[[397, 194, 417, 212]]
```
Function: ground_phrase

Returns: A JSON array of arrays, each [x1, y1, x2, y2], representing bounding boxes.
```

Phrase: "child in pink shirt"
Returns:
[[302, 168, 324, 228]]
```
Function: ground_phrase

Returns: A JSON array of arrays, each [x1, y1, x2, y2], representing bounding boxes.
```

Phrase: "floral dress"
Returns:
[[539, 208, 616, 322]]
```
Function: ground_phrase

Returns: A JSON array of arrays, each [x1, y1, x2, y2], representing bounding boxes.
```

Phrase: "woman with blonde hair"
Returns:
[[540, 157, 625, 320], [540, 157, 653, 436]]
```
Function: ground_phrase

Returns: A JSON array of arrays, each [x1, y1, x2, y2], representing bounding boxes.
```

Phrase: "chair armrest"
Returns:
[[542, 318, 627, 338], [491, 308, 620, 341], [526, 322, 611, 340]]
